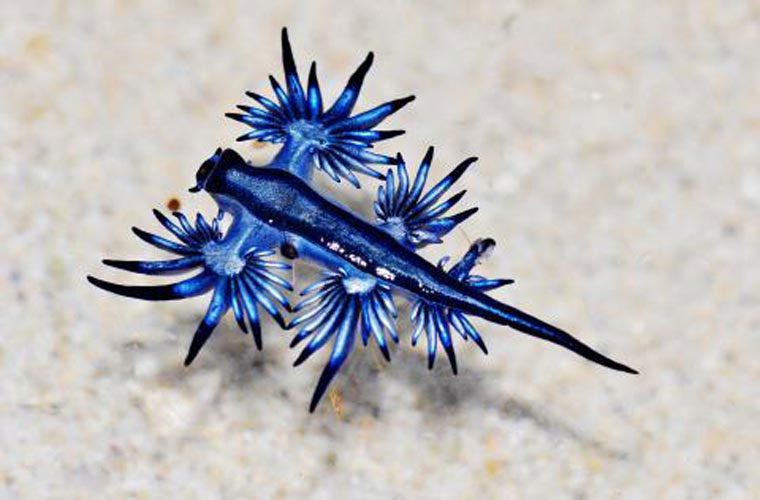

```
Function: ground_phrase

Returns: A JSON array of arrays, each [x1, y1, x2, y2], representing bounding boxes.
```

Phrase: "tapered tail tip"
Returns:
[[613, 362, 639, 375], [578, 344, 638, 374], [592, 352, 638, 374], [587, 345, 638, 374]]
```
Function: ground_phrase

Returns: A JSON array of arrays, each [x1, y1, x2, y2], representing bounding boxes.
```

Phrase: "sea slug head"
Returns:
[[191, 147, 252, 195], [189, 147, 224, 193], [189, 147, 267, 217]]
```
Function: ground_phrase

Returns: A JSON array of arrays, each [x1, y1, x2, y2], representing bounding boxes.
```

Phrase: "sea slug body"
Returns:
[[89, 28, 636, 412]]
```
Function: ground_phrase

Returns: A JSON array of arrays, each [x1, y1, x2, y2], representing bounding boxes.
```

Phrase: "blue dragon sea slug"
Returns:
[[89, 28, 637, 411]]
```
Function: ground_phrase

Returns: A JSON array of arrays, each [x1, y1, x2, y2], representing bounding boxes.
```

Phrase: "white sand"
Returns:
[[1, 1, 757, 498]]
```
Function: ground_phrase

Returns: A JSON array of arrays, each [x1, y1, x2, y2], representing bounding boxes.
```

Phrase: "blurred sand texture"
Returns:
[[1, 0, 758, 498]]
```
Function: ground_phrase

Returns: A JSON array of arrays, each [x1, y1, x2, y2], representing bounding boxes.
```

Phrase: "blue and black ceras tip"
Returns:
[[89, 28, 637, 412]]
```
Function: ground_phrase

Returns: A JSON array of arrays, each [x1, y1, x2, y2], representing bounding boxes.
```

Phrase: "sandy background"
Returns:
[[1, 0, 758, 498]]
